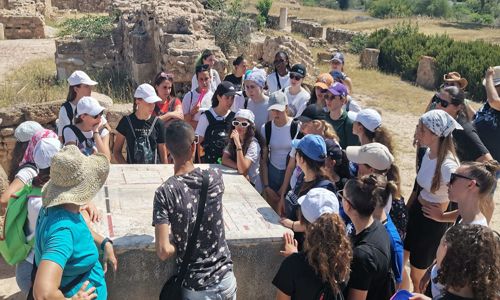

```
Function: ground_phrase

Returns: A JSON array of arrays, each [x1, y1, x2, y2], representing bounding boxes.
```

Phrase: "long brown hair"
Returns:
[[363, 125, 395, 154], [431, 135, 458, 193], [65, 84, 80, 102], [304, 213, 352, 294]]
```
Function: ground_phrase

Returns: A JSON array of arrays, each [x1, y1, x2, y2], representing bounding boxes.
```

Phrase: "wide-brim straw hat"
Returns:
[[443, 72, 468, 89], [42, 145, 110, 208]]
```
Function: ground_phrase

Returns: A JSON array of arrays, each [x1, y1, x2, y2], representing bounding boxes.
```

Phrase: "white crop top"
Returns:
[[417, 149, 459, 204]]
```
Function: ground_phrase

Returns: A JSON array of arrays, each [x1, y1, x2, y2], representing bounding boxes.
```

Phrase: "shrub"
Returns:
[[367, 0, 414, 18], [256, 0, 273, 23], [349, 32, 368, 54], [367, 23, 500, 101], [413, 0, 451, 17], [207, 0, 251, 55], [338, 0, 350, 9], [58, 15, 115, 40]]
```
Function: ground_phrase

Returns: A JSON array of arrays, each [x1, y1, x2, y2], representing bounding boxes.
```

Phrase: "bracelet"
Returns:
[[100, 237, 113, 250], [236, 148, 242, 151], [291, 221, 295, 231]]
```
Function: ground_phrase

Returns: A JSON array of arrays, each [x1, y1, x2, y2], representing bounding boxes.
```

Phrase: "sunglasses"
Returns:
[[160, 72, 174, 79], [450, 173, 480, 187], [432, 94, 451, 108], [290, 74, 304, 81], [232, 120, 250, 128], [324, 93, 339, 101], [91, 112, 103, 119], [337, 189, 356, 209]]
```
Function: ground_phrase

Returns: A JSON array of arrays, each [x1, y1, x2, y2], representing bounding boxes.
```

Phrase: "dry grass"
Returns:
[[244, 0, 500, 44]]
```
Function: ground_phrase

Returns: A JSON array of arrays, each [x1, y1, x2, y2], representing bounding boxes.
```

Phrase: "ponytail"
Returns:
[[363, 125, 395, 154]]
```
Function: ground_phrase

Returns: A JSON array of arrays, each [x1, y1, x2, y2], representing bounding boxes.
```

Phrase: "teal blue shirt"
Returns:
[[35, 206, 107, 299]]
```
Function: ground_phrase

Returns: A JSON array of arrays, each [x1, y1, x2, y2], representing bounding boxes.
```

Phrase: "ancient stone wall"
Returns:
[[291, 19, 323, 38], [325, 28, 360, 45], [51, 0, 111, 12], [0, 12, 45, 39]]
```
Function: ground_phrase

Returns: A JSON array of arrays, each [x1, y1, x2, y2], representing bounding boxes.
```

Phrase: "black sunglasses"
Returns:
[[290, 74, 303, 81], [450, 173, 480, 187], [91, 112, 104, 119], [337, 190, 356, 209], [432, 94, 454, 108]]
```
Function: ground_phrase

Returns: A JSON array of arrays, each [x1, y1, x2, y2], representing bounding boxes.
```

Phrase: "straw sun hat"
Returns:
[[42, 145, 110, 208]]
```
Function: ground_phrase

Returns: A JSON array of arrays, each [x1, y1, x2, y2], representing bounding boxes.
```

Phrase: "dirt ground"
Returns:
[[0, 37, 499, 298]]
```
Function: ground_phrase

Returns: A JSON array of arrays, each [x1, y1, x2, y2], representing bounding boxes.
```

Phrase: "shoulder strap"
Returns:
[[244, 97, 248, 109], [147, 117, 159, 137], [188, 91, 194, 108], [225, 111, 235, 122], [265, 121, 272, 147], [290, 120, 299, 140], [63, 125, 86, 145], [205, 110, 216, 124], [125, 116, 136, 138], [275, 72, 281, 90], [177, 170, 210, 283], [63, 102, 74, 124]]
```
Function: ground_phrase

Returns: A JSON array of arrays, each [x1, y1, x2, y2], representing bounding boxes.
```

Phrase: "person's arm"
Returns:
[[233, 136, 253, 176], [155, 224, 176, 261], [343, 77, 353, 94], [158, 144, 168, 164], [159, 101, 184, 122], [476, 153, 493, 162], [0, 178, 25, 205], [57, 106, 70, 138], [346, 289, 368, 300], [221, 151, 238, 169], [485, 67, 500, 110], [422, 204, 458, 223], [93, 132, 110, 161], [280, 157, 295, 198], [276, 290, 291, 300], [112, 132, 127, 164]]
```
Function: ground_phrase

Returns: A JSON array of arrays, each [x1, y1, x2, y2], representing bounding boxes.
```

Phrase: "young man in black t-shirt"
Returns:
[[152, 120, 236, 299]]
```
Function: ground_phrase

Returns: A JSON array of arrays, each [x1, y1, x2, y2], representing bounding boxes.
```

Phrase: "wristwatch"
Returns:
[[100, 237, 113, 250]]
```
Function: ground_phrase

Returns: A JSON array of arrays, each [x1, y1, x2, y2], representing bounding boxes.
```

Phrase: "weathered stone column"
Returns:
[[360, 48, 380, 69], [279, 7, 287, 30], [416, 56, 438, 90]]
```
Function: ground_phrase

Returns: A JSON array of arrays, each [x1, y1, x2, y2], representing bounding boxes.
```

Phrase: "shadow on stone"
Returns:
[[257, 207, 281, 225]]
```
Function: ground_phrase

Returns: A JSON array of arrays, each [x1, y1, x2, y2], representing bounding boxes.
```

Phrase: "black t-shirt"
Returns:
[[116, 113, 165, 163], [453, 115, 489, 162], [474, 102, 500, 161], [152, 167, 233, 290], [224, 74, 243, 90], [436, 292, 473, 300], [346, 220, 392, 300], [273, 252, 345, 300]]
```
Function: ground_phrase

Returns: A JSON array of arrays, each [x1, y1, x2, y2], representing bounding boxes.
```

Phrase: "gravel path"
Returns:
[[0, 38, 56, 83]]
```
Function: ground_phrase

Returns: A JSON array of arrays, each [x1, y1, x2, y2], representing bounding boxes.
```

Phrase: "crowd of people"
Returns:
[[0, 48, 499, 300]]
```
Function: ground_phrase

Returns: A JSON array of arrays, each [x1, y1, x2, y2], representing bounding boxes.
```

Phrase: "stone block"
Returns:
[[130, 31, 154, 64], [416, 56, 438, 90], [291, 19, 323, 38], [360, 48, 380, 69], [164, 15, 193, 34], [317, 51, 331, 62], [92, 92, 114, 109], [325, 28, 359, 45], [0, 23, 4, 40], [0, 128, 14, 137], [0, 108, 23, 127]]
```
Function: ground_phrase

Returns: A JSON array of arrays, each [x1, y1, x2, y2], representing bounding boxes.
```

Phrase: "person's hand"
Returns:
[[409, 293, 431, 300], [190, 104, 200, 115], [71, 281, 97, 300], [422, 202, 443, 222], [172, 110, 184, 120], [280, 217, 294, 229], [82, 202, 100, 223], [279, 232, 298, 257], [102, 242, 118, 273], [230, 130, 241, 147], [264, 187, 279, 204], [277, 195, 285, 217], [486, 66, 495, 78]]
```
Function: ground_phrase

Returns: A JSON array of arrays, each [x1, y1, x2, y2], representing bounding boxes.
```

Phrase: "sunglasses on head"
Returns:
[[160, 72, 174, 79], [450, 173, 480, 187], [290, 74, 303, 81], [232, 120, 250, 128], [432, 94, 451, 108]]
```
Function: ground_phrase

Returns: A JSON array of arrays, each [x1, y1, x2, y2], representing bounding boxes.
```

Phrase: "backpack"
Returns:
[[0, 185, 42, 265], [63, 101, 75, 124], [264, 120, 300, 147], [201, 110, 235, 163], [126, 116, 159, 164], [62, 125, 95, 156]]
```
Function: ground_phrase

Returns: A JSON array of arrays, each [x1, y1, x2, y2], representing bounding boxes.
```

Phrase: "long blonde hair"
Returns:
[[431, 135, 458, 193]]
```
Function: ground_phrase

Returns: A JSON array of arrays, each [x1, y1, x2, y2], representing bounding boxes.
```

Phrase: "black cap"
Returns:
[[296, 104, 325, 122], [325, 139, 343, 163], [215, 81, 238, 97], [290, 64, 306, 78]]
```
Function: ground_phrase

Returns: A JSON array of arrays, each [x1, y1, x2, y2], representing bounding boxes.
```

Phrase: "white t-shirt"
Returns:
[[284, 86, 310, 117], [344, 95, 362, 113], [195, 108, 232, 137], [15, 166, 38, 185], [182, 89, 214, 122], [25, 194, 42, 263], [225, 138, 262, 192], [191, 69, 221, 94], [266, 72, 290, 94], [57, 102, 76, 136], [417, 149, 459, 203], [261, 119, 299, 170], [62, 126, 109, 156]]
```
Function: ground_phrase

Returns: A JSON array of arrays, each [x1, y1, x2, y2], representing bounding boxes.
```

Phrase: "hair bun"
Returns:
[[484, 160, 500, 174]]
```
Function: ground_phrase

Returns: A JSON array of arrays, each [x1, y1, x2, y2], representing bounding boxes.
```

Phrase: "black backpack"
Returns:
[[264, 120, 300, 147], [201, 110, 235, 163], [126, 116, 159, 164]]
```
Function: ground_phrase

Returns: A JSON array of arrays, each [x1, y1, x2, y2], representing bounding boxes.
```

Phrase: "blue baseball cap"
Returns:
[[291, 134, 327, 162]]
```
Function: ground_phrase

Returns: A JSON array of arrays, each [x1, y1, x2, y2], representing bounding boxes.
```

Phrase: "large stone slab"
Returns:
[[91, 164, 287, 300]]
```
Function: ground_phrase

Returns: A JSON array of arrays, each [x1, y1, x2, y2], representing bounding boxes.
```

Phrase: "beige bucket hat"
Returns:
[[42, 145, 110, 208]]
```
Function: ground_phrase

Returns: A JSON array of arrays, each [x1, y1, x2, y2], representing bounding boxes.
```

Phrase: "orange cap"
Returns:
[[314, 73, 334, 89]]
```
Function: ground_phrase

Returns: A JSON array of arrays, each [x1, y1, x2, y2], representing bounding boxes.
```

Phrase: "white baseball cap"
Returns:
[[235, 109, 255, 124], [348, 108, 382, 132], [134, 83, 162, 103], [298, 188, 339, 223], [346, 142, 394, 171], [34, 138, 62, 169], [14, 121, 43, 142], [67, 70, 98, 86], [76, 96, 105, 117]]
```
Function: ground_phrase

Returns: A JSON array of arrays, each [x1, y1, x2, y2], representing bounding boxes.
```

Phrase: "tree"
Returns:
[[338, 0, 350, 9]]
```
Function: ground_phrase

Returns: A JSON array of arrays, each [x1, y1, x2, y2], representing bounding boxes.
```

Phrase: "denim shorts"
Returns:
[[182, 271, 237, 300], [16, 259, 33, 294], [267, 162, 286, 193]]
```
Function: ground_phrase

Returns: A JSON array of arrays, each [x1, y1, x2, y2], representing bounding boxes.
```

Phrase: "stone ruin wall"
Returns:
[[0, 0, 50, 39], [51, 0, 111, 13], [291, 19, 323, 38]]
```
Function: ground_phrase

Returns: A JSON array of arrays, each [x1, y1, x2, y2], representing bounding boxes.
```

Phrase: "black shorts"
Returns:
[[404, 200, 450, 269]]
